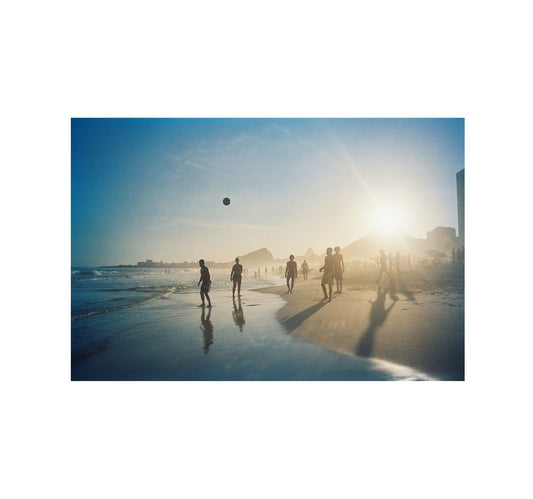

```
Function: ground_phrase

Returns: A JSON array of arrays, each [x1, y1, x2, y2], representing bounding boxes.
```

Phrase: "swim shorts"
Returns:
[[321, 271, 334, 286]]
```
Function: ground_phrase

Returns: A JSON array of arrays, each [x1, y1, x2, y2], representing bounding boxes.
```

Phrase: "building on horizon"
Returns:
[[456, 168, 465, 247], [426, 226, 458, 253]]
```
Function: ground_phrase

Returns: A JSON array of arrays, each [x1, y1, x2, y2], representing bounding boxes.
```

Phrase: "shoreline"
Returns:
[[256, 267, 464, 380]]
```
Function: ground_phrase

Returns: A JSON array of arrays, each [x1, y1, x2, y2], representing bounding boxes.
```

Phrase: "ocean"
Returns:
[[71, 266, 432, 380]]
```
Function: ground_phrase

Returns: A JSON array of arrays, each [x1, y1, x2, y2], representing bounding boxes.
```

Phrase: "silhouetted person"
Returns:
[[333, 246, 345, 294], [301, 260, 310, 280], [197, 259, 212, 307], [200, 306, 213, 353], [395, 252, 401, 275], [232, 297, 245, 331], [230, 257, 243, 297], [377, 249, 392, 285], [320, 247, 335, 301], [285, 254, 298, 293]]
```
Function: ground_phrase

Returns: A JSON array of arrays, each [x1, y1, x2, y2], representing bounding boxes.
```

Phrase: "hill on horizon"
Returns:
[[236, 247, 275, 267], [342, 230, 427, 260]]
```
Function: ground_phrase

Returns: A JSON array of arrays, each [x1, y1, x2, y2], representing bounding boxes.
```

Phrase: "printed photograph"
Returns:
[[71, 118, 464, 380]]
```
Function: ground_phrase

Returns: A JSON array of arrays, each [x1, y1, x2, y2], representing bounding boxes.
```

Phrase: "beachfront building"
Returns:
[[426, 226, 458, 252], [456, 168, 465, 247]]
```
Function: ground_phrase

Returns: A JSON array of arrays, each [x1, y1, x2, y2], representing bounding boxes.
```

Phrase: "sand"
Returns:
[[257, 264, 464, 380]]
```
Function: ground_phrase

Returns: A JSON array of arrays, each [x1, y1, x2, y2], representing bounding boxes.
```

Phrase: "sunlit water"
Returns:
[[71, 267, 433, 380]]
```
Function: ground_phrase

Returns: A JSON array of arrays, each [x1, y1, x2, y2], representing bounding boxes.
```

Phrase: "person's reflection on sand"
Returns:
[[232, 297, 245, 331], [200, 306, 214, 353]]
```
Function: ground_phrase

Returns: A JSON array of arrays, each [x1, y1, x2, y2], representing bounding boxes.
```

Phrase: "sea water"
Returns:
[[71, 267, 432, 380]]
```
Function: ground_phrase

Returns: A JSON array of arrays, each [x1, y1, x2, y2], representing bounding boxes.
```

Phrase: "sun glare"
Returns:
[[375, 206, 402, 233]]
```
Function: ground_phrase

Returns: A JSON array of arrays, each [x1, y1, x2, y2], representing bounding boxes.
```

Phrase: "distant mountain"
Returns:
[[342, 231, 427, 260], [237, 248, 275, 267], [296, 248, 322, 264]]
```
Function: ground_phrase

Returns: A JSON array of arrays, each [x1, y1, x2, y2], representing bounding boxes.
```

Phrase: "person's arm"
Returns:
[[230, 266, 234, 281], [285, 264, 288, 278], [341, 255, 345, 273]]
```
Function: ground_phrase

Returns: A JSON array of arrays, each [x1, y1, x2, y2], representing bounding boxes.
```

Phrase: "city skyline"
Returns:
[[71, 118, 464, 267]]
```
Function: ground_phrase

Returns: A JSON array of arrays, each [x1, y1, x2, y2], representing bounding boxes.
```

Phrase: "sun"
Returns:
[[374, 206, 402, 233]]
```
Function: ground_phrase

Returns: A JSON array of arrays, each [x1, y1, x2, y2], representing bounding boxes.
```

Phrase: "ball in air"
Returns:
[[223, 197, 231, 206]]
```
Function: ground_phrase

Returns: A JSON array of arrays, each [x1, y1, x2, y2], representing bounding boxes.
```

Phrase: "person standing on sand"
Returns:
[[395, 252, 401, 276], [377, 249, 392, 286], [333, 246, 345, 294], [285, 254, 298, 293], [320, 247, 336, 302], [301, 260, 309, 280], [198, 259, 212, 307], [230, 257, 243, 297]]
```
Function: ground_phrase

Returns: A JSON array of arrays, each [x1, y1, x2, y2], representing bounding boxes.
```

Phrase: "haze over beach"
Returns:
[[71, 118, 464, 381]]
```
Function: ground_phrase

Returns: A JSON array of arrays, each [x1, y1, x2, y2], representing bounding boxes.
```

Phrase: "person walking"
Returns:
[[301, 260, 310, 280], [320, 247, 336, 302], [377, 249, 392, 286], [333, 246, 345, 294], [394, 252, 401, 276], [230, 257, 243, 298], [285, 254, 298, 293], [197, 259, 212, 307]]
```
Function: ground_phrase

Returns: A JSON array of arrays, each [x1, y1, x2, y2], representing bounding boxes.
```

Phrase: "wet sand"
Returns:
[[257, 265, 464, 380]]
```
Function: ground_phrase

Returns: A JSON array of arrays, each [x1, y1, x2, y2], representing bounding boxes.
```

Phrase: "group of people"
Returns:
[[281, 247, 344, 301], [197, 245, 431, 307], [197, 248, 346, 307], [376, 249, 404, 285], [197, 256, 246, 307], [318, 246, 345, 301]]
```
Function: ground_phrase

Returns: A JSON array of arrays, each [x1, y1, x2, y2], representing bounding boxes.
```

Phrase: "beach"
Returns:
[[71, 267, 439, 380], [257, 264, 464, 380]]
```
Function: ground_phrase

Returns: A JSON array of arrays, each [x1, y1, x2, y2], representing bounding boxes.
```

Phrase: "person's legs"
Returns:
[[290, 275, 294, 292], [205, 291, 211, 307], [200, 289, 205, 306], [328, 284, 332, 301], [237, 277, 241, 296], [321, 283, 328, 299], [232, 280, 236, 297]]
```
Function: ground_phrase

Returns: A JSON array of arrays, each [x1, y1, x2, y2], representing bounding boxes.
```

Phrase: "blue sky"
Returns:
[[71, 118, 464, 266]]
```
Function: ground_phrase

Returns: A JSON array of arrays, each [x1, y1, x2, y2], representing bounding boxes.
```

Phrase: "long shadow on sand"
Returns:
[[356, 286, 396, 358], [280, 302, 327, 332], [391, 274, 416, 302]]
